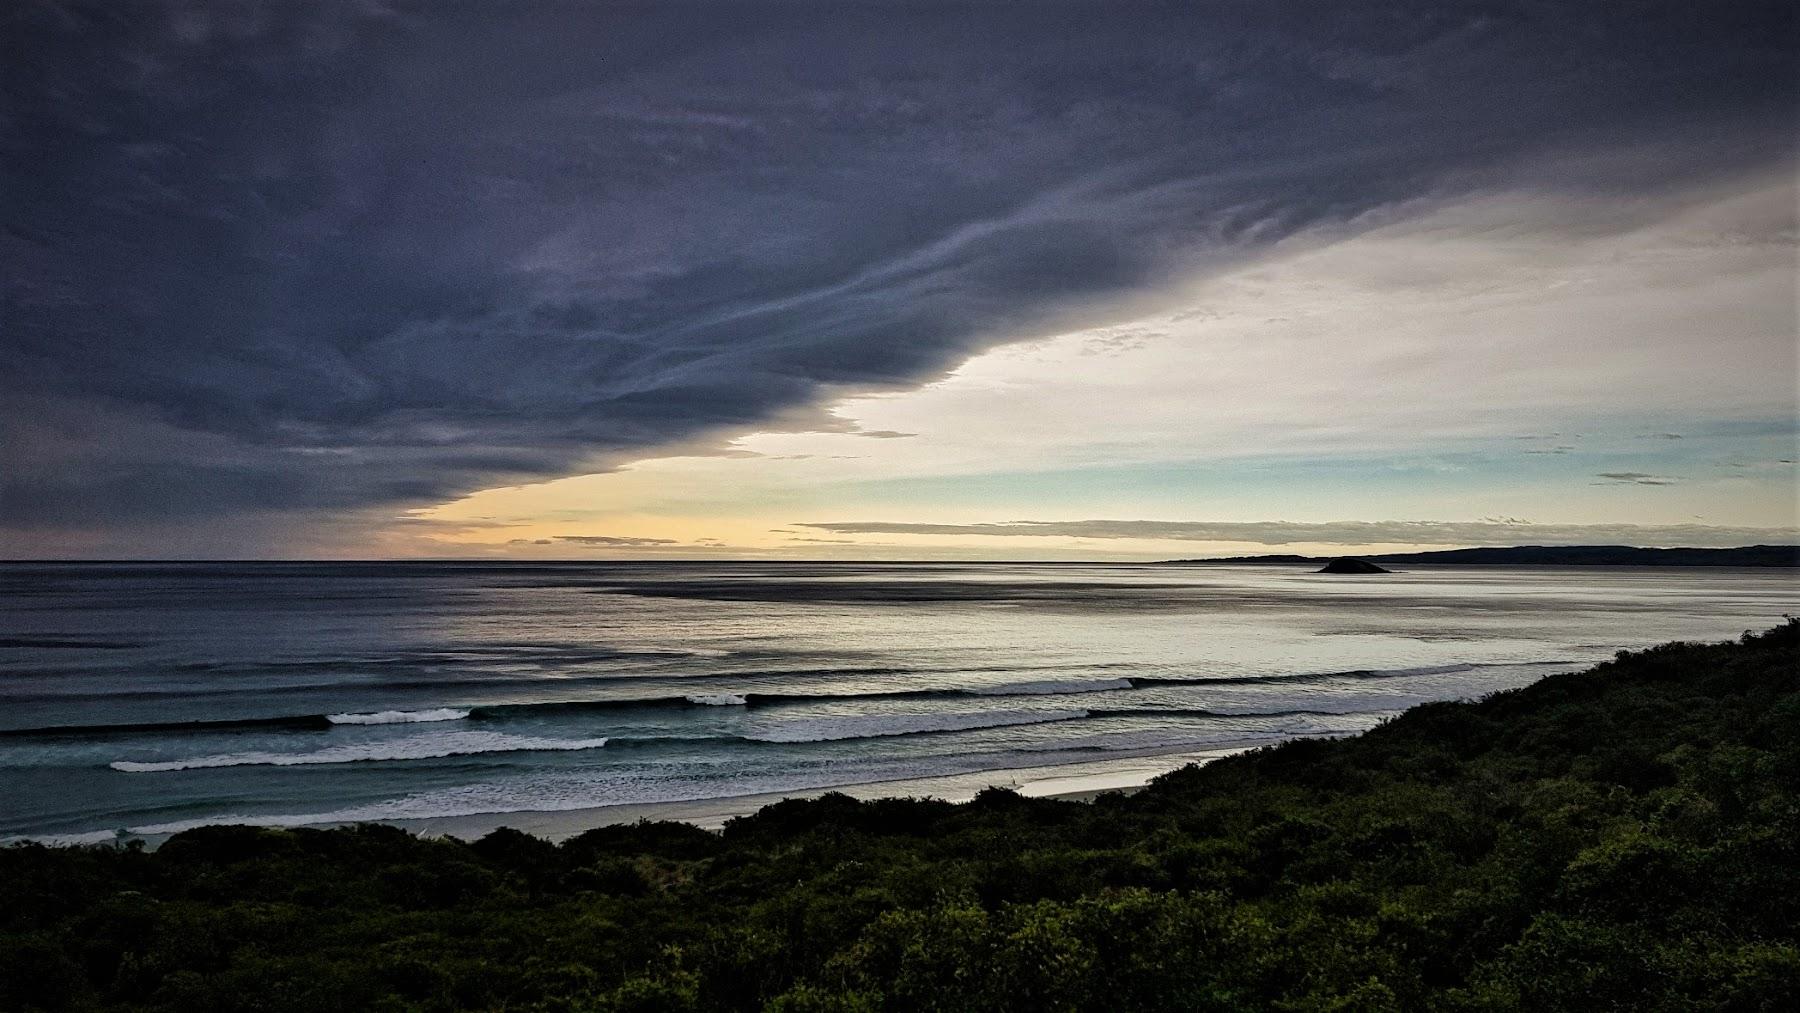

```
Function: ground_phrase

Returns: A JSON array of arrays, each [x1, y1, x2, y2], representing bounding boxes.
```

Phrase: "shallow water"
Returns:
[[2, 561, 1793, 844]]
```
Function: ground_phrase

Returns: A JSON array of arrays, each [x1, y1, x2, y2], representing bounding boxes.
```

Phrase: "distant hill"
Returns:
[[1166, 544, 1800, 567]]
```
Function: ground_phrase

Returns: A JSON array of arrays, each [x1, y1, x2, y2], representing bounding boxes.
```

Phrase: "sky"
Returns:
[[3, 0, 1796, 560]]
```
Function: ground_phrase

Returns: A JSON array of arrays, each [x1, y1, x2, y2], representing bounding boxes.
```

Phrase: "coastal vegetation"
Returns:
[[3, 621, 1796, 1012]]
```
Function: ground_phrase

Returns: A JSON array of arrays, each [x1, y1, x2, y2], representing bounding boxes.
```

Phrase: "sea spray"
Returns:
[[685, 694, 749, 706]]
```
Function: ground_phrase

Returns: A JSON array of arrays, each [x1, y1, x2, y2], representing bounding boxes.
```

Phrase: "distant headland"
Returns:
[[1164, 544, 1800, 567]]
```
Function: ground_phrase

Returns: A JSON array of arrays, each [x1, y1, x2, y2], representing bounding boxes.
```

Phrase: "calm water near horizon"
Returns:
[[2, 561, 1794, 844]]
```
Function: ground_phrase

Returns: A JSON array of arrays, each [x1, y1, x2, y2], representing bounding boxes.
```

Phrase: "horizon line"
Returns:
[[2, 543, 1796, 566]]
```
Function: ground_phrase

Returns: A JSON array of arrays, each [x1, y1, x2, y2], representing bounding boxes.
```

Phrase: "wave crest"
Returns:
[[110, 731, 608, 772], [616, 645, 732, 658], [326, 708, 470, 725], [748, 709, 1085, 744], [970, 678, 1133, 696]]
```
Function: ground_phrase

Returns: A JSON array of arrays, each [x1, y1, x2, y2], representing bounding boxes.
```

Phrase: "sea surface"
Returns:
[[2, 561, 1794, 845]]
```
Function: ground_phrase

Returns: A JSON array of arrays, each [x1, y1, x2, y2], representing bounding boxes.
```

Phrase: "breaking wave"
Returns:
[[747, 709, 1086, 744], [326, 708, 470, 725], [5, 660, 1579, 739], [969, 678, 1134, 696], [110, 731, 610, 772]]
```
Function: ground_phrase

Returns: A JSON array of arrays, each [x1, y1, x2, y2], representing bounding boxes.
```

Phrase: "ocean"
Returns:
[[2, 561, 1793, 845]]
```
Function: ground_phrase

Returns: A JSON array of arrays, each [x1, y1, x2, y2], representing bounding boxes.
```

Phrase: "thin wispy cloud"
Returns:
[[548, 535, 680, 548], [795, 520, 1790, 548]]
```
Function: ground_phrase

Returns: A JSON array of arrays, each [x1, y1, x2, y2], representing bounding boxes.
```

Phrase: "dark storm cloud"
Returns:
[[3, 1, 1793, 544]]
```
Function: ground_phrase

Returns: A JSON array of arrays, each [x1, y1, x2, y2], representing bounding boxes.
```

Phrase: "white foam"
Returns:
[[685, 693, 748, 706], [326, 708, 470, 725], [970, 678, 1133, 696], [110, 731, 608, 772], [617, 645, 732, 658], [749, 708, 1085, 744]]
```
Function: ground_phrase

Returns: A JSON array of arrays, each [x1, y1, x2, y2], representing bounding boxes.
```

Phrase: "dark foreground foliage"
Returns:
[[4, 622, 1797, 1012]]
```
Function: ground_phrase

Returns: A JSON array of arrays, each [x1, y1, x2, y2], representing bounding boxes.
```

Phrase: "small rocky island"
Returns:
[[1317, 557, 1392, 574]]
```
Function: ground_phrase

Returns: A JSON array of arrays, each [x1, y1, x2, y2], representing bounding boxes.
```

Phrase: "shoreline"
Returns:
[[390, 750, 1200, 842], [50, 742, 1265, 848], [6, 743, 1249, 848], [25, 730, 1366, 848]]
